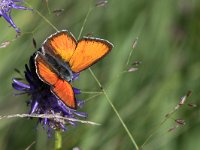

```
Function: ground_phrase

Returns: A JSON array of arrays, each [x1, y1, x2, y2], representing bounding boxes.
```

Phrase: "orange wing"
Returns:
[[52, 80, 76, 109], [35, 52, 76, 109], [42, 30, 77, 62], [35, 52, 58, 85], [69, 38, 113, 73]]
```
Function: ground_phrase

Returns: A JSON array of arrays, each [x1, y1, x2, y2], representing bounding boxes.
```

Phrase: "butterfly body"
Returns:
[[34, 30, 113, 109], [41, 52, 73, 82]]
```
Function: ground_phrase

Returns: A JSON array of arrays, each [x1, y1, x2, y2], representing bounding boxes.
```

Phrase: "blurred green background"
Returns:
[[0, 0, 200, 149]]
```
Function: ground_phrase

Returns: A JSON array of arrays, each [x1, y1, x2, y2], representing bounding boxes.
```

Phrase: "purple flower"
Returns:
[[0, 0, 32, 33], [12, 54, 87, 135]]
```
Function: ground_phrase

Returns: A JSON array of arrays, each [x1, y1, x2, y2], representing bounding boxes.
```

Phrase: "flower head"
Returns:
[[0, 0, 32, 33], [12, 53, 87, 135]]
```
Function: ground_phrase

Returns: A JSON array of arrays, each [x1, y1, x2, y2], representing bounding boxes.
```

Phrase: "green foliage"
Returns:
[[0, 0, 199, 149]]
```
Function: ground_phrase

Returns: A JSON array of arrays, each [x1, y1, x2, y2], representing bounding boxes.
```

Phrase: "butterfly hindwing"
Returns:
[[35, 52, 76, 109], [69, 37, 113, 73], [42, 30, 77, 62], [51, 79, 76, 109]]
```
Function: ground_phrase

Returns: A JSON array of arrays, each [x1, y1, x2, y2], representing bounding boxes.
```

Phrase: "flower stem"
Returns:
[[55, 130, 62, 150], [88, 68, 139, 150]]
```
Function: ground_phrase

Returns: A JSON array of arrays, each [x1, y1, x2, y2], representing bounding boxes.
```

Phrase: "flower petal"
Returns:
[[73, 87, 81, 94], [12, 78, 30, 90], [0, 11, 20, 32], [12, 4, 33, 11]]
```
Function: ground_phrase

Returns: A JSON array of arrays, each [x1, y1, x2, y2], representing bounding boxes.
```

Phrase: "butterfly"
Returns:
[[34, 30, 113, 109]]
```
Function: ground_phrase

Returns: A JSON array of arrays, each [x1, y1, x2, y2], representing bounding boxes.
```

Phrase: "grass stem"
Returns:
[[89, 68, 139, 150]]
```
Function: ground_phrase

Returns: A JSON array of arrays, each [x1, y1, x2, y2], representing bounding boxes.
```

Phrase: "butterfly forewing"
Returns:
[[69, 38, 113, 73], [42, 30, 77, 62]]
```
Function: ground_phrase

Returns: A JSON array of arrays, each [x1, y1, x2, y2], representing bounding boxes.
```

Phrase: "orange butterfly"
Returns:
[[34, 30, 113, 109]]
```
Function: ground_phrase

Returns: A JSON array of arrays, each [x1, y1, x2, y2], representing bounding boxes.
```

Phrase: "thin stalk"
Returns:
[[85, 93, 103, 102], [77, 7, 94, 40], [45, 0, 51, 15], [89, 68, 139, 150], [81, 91, 103, 94], [0, 113, 100, 125], [25, 2, 58, 32], [126, 37, 138, 66], [141, 105, 181, 148]]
